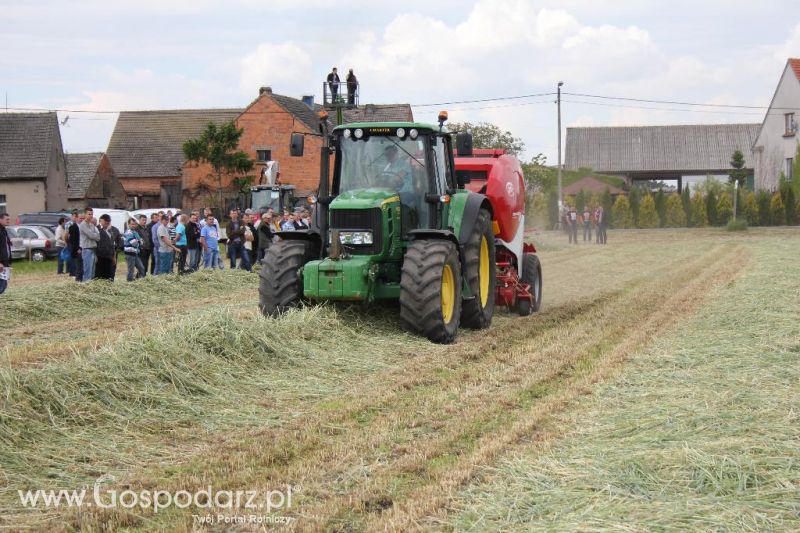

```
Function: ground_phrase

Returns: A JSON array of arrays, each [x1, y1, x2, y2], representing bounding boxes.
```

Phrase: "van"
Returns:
[[90, 208, 135, 234]]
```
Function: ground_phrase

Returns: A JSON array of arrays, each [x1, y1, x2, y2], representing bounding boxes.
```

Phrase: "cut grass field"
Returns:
[[0, 227, 798, 531]]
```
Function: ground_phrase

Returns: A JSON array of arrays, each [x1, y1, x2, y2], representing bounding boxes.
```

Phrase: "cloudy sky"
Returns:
[[2, 0, 797, 162]]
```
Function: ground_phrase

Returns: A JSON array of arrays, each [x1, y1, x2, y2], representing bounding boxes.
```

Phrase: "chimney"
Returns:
[[301, 95, 314, 109], [259, 86, 273, 95]]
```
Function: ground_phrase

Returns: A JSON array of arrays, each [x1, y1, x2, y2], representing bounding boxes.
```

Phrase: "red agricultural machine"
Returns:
[[454, 149, 542, 315]]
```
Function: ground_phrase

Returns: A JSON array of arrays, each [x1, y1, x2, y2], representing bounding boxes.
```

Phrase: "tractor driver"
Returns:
[[380, 145, 413, 193]]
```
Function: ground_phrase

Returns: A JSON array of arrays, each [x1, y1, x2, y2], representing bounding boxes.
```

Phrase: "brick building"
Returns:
[[65, 152, 127, 209], [181, 87, 414, 211]]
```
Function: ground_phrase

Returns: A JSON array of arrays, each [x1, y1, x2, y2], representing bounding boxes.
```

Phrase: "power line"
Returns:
[[561, 99, 766, 116], [411, 92, 555, 108], [562, 91, 794, 111]]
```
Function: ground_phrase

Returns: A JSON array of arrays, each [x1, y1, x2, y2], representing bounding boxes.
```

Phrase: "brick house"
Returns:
[[65, 152, 127, 209], [0, 112, 68, 220], [180, 87, 414, 211], [106, 109, 242, 209]]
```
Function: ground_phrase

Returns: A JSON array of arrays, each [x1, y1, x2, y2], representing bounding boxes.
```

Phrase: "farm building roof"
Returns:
[[0, 112, 60, 180], [562, 176, 625, 196], [565, 123, 760, 174], [65, 152, 104, 199]]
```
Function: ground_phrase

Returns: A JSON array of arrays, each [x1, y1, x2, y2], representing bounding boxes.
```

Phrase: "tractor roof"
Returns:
[[333, 121, 444, 132]]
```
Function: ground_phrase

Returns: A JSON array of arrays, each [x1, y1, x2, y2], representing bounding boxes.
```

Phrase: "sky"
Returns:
[[1, 0, 798, 164]]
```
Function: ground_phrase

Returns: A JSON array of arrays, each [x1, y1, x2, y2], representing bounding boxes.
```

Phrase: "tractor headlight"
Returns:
[[396, 127, 406, 138], [339, 231, 373, 245], [354, 128, 364, 139], [409, 128, 418, 140], [343, 128, 351, 139]]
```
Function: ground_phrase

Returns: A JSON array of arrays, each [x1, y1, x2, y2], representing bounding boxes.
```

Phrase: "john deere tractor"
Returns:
[[259, 112, 498, 343]]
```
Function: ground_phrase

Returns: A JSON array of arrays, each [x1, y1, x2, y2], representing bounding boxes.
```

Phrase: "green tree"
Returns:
[[547, 189, 559, 229], [716, 192, 733, 225], [521, 161, 553, 193], [575, 190, 587, 213], [612, 195, 633, 228], [664, 193, 686, 227], [528, 192, 549, 229], [681, 186, 692, 226], [654, 188, 667, 227], [448, 122, 525, 156], [779, 176, 797, 225], [705, 189, 718, 226], [601, 188, 614, 227], [628, 186, 642, 227], [756, 190, 772, 226], [183, 120, 255, 212], [742, 191, 759, 225], [728, 150, 748, 187], [691, 191, 708, 227], [638, 194, 659, 228], [770, 192, 785, 225]]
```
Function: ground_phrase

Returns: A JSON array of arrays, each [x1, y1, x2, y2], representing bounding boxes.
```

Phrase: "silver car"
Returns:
[[6, 225, 60, 262]]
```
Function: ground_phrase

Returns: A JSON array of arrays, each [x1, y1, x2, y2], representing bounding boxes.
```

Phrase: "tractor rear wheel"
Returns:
[[518, 253, 542, 316], [461, 208, 496, 329], [400, 239, 462, 344], [259, 239, 316, 317]]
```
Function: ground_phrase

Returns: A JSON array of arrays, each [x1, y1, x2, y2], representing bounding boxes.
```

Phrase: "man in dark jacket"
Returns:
[[95, 214, 116, 280], [257, 212, 273, 263], [0, 212, 12, 295], [67, 210, 83, 282], [145, 213, 159, 274], [225, 210, 250, 271], [107, 220, 123, 281], [186, 211, 201, 272], [136, 214, 151, 276], [327, 67, 340, 102], [346, 68, 358, 105]]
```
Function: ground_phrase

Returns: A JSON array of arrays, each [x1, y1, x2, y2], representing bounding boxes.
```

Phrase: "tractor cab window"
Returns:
[[251, 189, 281, 213]]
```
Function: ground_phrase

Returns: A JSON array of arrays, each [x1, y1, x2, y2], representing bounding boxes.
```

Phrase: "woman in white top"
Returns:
[[54, 216, 68, 275]]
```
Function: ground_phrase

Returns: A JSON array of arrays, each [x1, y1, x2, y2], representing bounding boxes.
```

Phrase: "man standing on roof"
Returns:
[[346, 69, 358, 105], [327, 67, 340, 102]]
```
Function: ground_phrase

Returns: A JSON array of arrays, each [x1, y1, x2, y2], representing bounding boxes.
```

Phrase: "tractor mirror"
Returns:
[[290, 133, 305, 157], [456, 132, 473, 156]]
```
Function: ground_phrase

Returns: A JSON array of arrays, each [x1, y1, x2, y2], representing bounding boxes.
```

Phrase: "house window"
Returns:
[[786, 113, 796, 135], [787, 158, 794, 180], [0, 194, 6, 215], [256, 149, 272, 162]]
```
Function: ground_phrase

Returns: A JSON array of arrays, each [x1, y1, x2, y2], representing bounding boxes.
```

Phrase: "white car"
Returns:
[[90, 208, 135, 234]]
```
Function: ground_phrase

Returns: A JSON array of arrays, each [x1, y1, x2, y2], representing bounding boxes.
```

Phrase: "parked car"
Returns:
[[7, 225, 59, 262], [90, 208, 135, 234], [15, 211, 71, 232], [6, 228, 27, 260]]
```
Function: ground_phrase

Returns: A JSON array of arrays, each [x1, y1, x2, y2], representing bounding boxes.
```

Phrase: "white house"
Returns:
[[753, 58, 800, 191]]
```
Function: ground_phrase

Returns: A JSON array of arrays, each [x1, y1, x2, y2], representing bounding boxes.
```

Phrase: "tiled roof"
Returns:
[[0, 112, 59, 180], [789, 58, 800, 81], [65, 152, 104, 198], [107, 109, 242, 178], [271, 93, 323, 131], [565, 123, 760, 173], [562, 176, 625, 196]]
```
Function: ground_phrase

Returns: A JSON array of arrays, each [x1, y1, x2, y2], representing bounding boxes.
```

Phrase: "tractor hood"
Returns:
[[331, 188, 399, 209]]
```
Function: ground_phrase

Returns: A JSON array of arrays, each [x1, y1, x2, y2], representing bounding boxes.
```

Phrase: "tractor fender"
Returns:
[[275, 229, 323, 251], [451, 193, 493, 245]]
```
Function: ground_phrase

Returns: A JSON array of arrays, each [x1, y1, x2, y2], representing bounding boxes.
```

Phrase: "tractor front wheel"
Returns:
[[461, 208, 496, 329], [259, 239, 316, 317], [400, 239, 462, 344]]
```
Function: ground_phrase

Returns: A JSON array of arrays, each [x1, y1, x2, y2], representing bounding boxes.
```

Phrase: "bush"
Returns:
[[681, 186, 692, 226], [612, 195, 633, 228], [654, 188, 667, 227], [726, 219, 748, 232], [638, 194, 659, 228], [771, 192, 785, 225], [716, 192, 733, 226], [779, 177, 797, 225], [547, 190, 559, 229], [629, 186, 642, 227], [742, 191, 759, 225], [664, 193, 686, 227], [757, 190, 772, 226], [691, 191, 708, 227], [706, 189, 718, 226]]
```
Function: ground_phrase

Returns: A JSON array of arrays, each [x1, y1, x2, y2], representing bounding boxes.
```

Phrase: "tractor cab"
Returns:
[[249, 184, 297, 215]]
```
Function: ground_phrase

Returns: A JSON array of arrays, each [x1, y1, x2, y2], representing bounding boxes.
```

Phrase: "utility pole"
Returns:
[[556, 81, 564, 227]]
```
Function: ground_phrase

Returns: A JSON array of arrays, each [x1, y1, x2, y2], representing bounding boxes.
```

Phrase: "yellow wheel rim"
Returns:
[[479, 236, 490, 306], [441, 263, 455, 323]]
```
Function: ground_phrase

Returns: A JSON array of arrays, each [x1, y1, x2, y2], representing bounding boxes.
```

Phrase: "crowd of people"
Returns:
[[50, 205, 314, 283], [563, 205, 608, 244]]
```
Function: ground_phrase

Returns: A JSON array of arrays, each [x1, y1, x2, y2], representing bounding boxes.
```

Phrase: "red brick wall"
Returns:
[[181, 93, 325, 210]]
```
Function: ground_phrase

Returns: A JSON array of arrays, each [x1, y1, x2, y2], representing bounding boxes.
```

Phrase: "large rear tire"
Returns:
[[518, 253, 542, 316], [400, 240, 462, 344], [461, 209, 496, 329], [259, 239, 316, 317]]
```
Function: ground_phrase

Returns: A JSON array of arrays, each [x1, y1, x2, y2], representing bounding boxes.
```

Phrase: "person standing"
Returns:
[[175, 214, 188, 274], [200, 213, 221, 269], [136, 214, 151, 277], [149, 212, 161, 275], [226, 210, 249, 270], [257, 212, 273, 262], [582, 207, 592, 242], [567, 206, 578, 245], [123, 218, 146, 281], [107, 218, 122, 281], [157, 215, 178, 275], [595, 207, 608, 245], [68, 210, 83, 281], [54, 217, 68, 275], [0, 213, 12, 295], [327, 67, 340, 102], [346, 68, 358, 105], [79, 208, 100, 281], [244, 210, 258, 267], [186, 211, 201, 271], [94, 214, 116, 280]]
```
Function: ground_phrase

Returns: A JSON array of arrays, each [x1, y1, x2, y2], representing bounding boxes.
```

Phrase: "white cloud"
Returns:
[[240, 42, 314, 95]]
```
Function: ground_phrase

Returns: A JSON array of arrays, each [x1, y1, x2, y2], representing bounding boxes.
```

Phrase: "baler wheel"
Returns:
[[259, 239, 316, 317], [400, 239, 462, 344], [518, 253, 542, 316], [461, 209, 496, 329]]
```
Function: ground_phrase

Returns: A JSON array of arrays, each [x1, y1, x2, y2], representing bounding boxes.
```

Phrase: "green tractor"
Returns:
[[259, 112, 497, 343]]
